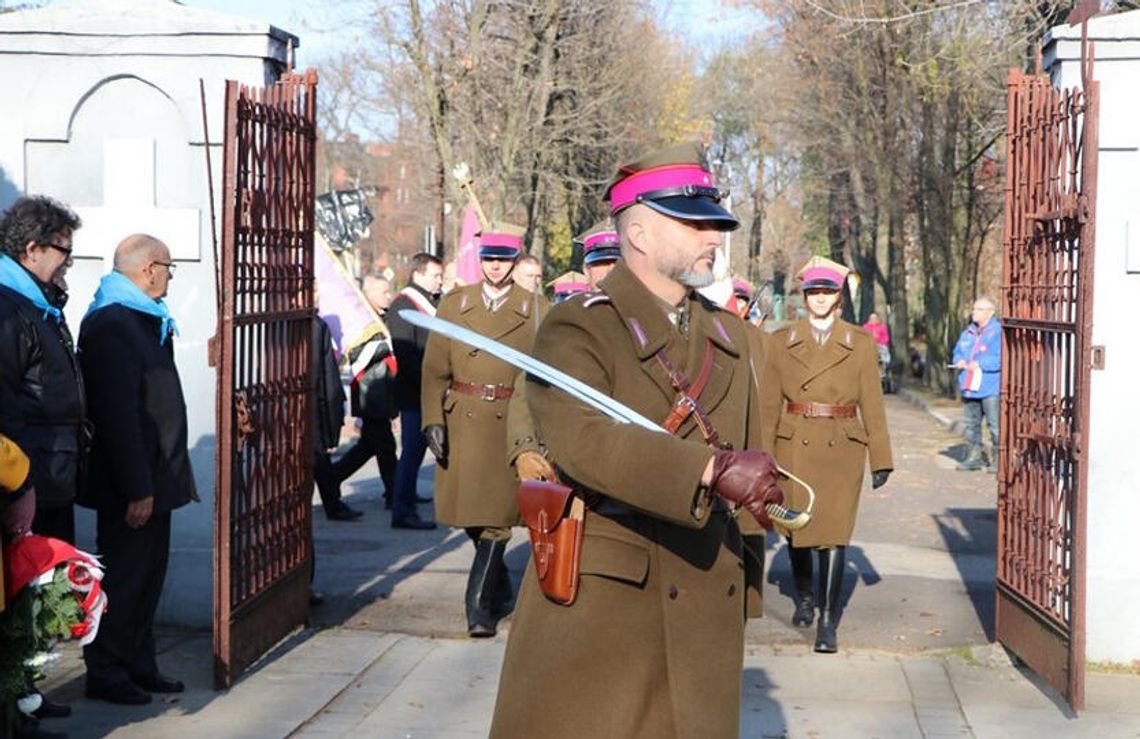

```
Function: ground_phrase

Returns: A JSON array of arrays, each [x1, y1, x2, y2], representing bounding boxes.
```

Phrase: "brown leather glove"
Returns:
[[709, 449, 783, 529], [515, 450, 557, 482]]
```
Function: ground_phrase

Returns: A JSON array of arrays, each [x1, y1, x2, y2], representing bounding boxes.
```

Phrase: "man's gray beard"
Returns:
[[677, 269, 715, 289]]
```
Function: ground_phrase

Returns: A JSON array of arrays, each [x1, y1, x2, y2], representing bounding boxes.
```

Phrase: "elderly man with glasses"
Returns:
[[952, 297, 1003, 472]]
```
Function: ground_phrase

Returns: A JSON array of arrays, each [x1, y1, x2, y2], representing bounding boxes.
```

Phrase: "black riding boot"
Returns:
[[814, 546, 846, 654], [465, 538, 507, 637], [788, 543, 815, 627]]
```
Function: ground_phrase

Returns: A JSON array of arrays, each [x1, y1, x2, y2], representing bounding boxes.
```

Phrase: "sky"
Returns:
[[179, 0, 764, 66], [19, 0, 764, 65]]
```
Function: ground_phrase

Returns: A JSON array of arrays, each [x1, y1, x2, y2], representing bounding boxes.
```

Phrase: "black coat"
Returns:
[[387, 285, 439, 412], [313, 318, 346, 450], [347, 334, 396, 421], [76, 304, 195, 514], [0, 283, 87, 508]]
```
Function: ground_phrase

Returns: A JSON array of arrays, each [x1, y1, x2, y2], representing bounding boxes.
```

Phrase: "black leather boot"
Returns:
[[788, 543, 815, 627], [814, 546, 846, 654], [465, 538, 506, 637]]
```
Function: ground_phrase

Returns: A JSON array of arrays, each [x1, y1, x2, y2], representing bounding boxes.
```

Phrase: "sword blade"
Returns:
[[397, 309, 664, 433], [400, 308, 814, 529]]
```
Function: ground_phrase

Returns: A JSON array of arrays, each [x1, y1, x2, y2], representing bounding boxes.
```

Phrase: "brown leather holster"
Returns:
[[518, 479, 586, 605]]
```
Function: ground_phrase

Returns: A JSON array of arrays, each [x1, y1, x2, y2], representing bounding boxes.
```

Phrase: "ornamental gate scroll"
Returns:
[[212, 70, 319, 688], [997, 37, 1098, 710]]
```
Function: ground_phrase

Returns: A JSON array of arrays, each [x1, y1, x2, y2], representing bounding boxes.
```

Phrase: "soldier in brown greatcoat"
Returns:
[[420, 225, 547, 637], [491, 143, 784, 739], [759, 256, 893, 653]]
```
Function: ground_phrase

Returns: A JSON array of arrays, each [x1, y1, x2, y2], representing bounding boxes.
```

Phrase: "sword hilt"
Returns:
[[766, 465, 815, 532]]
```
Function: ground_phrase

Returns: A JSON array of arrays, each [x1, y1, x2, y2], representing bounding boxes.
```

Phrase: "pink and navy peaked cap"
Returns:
[[797, 255, 850, 291], [603, 142, 739, 231], [477, 223, 525, 260]]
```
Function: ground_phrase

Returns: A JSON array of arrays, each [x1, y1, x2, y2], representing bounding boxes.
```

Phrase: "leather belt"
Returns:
[[786, 401, 857, 419], [449, 380, 515, 402]]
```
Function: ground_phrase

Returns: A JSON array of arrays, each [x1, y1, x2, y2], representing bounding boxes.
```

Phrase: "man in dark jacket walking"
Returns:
[[386, 253, 442, 529], [326, 276, 407, 520], [0, 195, 85, 546], [77, 234, 196, 706], [312, 295, 357, 521]]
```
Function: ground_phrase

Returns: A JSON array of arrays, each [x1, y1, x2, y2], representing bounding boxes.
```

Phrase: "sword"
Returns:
[[400, 309, 814, 530]]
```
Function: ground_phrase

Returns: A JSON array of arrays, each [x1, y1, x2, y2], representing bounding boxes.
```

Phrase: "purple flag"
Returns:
[[456, 204, 482, 286], [314, 235, 385, 360]]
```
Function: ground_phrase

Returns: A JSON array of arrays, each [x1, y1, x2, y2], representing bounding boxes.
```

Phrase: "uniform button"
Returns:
[[802, 439, 809, 445], [496, 412, 504, 419], [802, 384, 810, 390], [727, 584, 737, 596], [466, 411, 473, 418], [668, 585, 679, 600], [828, 440, 836, 447]]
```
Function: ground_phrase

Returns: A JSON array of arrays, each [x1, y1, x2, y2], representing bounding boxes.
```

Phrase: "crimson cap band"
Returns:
[[604, 145, 739, 231], [478, 231, 523, 260], [582, 230, 620, 266]]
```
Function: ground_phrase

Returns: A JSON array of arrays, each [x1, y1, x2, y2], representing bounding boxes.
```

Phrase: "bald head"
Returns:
[[362, 274, 392, 311], [114, 234, 168, 274], [114, 234, 173, 299]]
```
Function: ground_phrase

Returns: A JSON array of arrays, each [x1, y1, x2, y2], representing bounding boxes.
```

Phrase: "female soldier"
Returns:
[[760, 256, 893, 653]]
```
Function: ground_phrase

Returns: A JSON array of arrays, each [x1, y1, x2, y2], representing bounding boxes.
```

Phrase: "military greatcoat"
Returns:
[[759, 319, 893, 548], [420, 282, 544, 528], [491, 263, 765, 739]]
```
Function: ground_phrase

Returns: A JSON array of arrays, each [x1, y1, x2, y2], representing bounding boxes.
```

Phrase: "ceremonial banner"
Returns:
[[314, 234, 385, 359], [455, 204, 482, 286]]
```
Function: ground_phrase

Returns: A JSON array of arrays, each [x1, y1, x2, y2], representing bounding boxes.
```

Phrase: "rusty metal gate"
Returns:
[[213, 70, 319, 688], [998, 34, 1098, 711]]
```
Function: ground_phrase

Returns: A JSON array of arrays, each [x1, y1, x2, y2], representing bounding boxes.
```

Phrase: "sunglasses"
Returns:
[[40, 241, 73, 258]]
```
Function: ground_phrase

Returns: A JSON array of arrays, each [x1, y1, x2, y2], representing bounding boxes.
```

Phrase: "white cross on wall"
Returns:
[[72, 138, 200, 265]]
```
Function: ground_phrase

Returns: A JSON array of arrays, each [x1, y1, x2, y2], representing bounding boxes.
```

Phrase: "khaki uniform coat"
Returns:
[[420, 282, 545, 527], [491, 263, 767, 739], [759, 319, 893, 548]]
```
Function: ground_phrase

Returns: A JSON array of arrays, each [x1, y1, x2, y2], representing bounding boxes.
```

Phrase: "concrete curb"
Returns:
[[896, 384, 966, 436]]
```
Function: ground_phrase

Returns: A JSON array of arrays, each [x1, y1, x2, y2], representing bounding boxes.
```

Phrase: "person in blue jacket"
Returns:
[[952, 296, 1002, 472]]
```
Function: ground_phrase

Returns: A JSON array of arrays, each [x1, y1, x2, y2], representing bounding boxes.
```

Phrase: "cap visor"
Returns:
[[644, 197, 739, 231], [801, 279, 842, 291], [584, 248, 621, 265], [478, 246, 520, 259]]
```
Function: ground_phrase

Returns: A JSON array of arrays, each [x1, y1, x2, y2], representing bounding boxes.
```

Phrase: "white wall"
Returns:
[[0, 1, 297, 627], [1044, 10, 1140, 664]]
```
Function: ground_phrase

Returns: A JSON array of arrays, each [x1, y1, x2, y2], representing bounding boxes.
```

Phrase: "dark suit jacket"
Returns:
[[313, 317, 346, 450], [76, 304, 195, 514], [387, 285, 439, 411]]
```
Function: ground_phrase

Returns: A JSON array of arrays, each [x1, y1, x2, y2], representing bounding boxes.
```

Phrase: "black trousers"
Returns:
[[83, 510, 171, 687], [32, 503, 75, 544], [330, 418, 396, 498]]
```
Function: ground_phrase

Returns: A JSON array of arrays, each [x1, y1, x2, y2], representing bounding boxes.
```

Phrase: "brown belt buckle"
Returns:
[[481, 384, 498, 402]]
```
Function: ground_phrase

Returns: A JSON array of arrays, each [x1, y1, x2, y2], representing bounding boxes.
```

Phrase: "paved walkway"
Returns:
[[36, 394, 1140, 738]]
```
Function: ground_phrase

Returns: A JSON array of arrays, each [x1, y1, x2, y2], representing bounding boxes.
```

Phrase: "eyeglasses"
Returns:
[[152, 261, 177, 273], [40, 242, 73, 258]]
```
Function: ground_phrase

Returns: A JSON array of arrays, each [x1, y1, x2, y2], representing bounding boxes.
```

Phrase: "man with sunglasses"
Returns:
[[0, 194, 85, 725], [0, 195, 85, 546]]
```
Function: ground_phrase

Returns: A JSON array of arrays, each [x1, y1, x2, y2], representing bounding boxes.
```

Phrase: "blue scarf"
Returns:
[[0, 254, 62, 322], [85, 271, 178, 345]]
